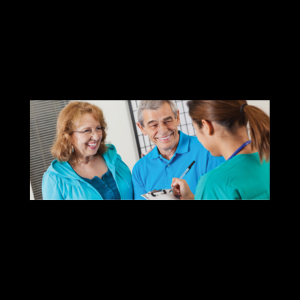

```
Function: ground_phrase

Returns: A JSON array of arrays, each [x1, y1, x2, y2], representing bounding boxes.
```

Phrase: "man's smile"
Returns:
[[156, 132, 174, 142]]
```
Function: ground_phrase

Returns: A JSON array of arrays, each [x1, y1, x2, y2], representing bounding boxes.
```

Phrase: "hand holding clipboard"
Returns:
[[142, 161, 195, 200]]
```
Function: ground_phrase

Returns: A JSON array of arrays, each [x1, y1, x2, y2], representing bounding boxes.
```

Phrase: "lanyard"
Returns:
[[228, 141, 251, 160]]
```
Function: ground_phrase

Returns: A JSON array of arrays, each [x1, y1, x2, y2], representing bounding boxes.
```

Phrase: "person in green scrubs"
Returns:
[[171, 100, 270, 200]]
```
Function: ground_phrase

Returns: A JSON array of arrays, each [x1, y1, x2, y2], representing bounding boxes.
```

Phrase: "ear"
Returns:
[[202, 120, 214, 136], [175, 110, 180, 126], [137, 122, 148, 136]]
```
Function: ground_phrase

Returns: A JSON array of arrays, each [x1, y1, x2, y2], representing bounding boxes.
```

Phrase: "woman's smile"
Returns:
[[86, 141, 98, 150]]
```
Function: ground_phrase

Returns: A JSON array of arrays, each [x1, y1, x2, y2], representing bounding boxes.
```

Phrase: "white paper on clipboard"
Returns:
[[142, 189, 179, 200]]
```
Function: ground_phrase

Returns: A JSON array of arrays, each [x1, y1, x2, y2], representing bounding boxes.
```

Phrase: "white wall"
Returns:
[[248, 100, 270, 116], [83, 100, 139, 171]]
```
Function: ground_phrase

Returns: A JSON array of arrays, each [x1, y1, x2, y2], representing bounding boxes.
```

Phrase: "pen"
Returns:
[[170, 161, 196, 193]]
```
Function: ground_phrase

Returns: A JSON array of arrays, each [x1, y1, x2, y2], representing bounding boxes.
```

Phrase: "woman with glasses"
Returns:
[[171, 100, 270, 200], [42, 101, 133, 200]]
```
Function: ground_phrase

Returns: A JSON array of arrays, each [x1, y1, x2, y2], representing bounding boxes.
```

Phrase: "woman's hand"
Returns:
[[171, 178, 195, 200]]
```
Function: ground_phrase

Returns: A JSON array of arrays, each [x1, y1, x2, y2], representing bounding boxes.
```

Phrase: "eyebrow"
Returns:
[[147, 116, 173, 126], [80, 125, 101, 130], [163, 117, 173, 122]]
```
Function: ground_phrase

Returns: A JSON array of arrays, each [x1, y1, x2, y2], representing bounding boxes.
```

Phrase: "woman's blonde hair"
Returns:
[[51, 101, 108, 162]]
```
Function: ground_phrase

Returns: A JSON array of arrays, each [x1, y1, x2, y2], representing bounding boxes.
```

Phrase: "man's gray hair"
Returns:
[[138, 100, 178, 127]]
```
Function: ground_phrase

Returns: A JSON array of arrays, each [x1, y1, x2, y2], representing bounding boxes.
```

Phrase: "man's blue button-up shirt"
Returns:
[[132, 131, 225, 200]]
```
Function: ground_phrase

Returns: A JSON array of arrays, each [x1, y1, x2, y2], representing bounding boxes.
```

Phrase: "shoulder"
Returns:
[[195, 162, 230, 199], [46, 158, 70, 171], [42, 167, 62, 187], [226, 153, 262, 170], [190, 137, 206, 150], [104, 143, 131, 171], [132, 153, 151, 174], [181, 132, 207, 150], [43, 159, 58, 178], [44, 159, 69, 177], [43, 159, 75, 183], [43, 160, 62, 180], [201, 162, 227, 184], [105, 144, 124, 162], [186, 135, 211, 159], [105, 143, 117, 153], [103, 144, 118, 160]]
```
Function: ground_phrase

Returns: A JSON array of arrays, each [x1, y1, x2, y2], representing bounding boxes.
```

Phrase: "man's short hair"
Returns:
[[138, 100, 178, 127]]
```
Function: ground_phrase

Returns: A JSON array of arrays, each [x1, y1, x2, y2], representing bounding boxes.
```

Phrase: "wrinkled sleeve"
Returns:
[[42, 173, 64, 200], [132, 165, 147, 200]]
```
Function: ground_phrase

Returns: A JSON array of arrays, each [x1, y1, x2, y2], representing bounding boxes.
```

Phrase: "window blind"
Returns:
[[30, 100, 70, 200]]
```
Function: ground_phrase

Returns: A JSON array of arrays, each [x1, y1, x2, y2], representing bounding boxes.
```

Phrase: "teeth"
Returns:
[[88, 144, 97, 146], [158, 135, 171, 140]]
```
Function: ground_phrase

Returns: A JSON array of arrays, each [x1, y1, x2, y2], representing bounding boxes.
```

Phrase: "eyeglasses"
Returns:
[[73, 126, 105, 136]]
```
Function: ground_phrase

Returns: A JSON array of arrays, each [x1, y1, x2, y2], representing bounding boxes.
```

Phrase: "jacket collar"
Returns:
[[103, 144, 117, 170], [49, 144, 118, 180]]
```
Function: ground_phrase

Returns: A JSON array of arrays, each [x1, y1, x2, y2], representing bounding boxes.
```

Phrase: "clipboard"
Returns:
[[142, 189, 179, 200]]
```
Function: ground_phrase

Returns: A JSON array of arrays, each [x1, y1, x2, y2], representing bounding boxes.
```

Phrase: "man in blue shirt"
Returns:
[[132, 100, 225, 200]]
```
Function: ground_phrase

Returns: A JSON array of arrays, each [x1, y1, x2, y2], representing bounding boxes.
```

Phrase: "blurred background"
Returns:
[[30, 100, 270, 200]]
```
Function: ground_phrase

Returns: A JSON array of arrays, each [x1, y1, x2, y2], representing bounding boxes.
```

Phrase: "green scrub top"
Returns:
[[194, 152, 270, 200]]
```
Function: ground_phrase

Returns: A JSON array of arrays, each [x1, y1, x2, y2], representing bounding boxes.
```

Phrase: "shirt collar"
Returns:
[[148, 131, 189, 160], [175, 131, 189, 154]]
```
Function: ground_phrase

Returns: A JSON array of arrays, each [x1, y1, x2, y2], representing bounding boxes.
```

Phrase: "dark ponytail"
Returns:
[[187, 100, 270, 163]]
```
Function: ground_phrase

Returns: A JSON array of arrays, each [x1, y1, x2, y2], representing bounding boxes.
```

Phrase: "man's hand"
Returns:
[[171, 178, 195, 200], [141, 147, 153, 158]]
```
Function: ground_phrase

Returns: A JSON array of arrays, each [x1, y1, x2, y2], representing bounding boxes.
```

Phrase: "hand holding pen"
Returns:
[[171, 161, 195, 200]]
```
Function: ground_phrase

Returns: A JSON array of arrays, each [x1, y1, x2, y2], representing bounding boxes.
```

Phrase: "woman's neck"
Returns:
[[218, 129, 255, 160], [70, 153, 97, 166]]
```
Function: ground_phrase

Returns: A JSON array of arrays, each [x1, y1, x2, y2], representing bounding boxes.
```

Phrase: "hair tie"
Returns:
[[240, 104, 248, 114]]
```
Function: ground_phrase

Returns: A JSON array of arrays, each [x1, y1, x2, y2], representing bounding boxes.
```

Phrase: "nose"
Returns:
[[157, 122, 170, 133], [90, 130, 102, 140]]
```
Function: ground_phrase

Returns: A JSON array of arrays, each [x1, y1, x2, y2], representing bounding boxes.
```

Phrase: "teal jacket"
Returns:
[[42, 144, 133, 200]]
